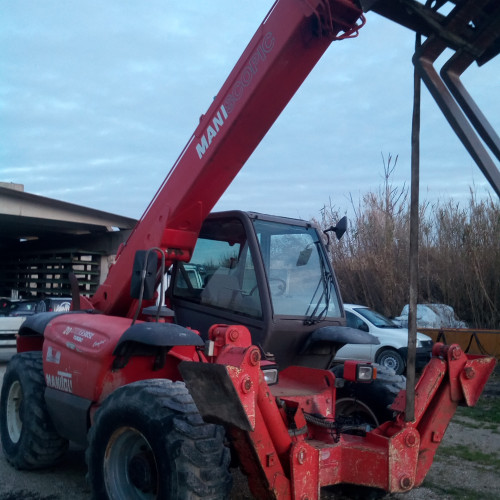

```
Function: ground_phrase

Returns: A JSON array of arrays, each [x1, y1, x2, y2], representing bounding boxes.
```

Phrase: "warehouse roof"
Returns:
[[0, 183, 137, 246]]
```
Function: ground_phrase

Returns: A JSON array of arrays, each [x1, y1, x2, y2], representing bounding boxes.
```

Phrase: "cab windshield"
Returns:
[[252, 219, 341, 321]]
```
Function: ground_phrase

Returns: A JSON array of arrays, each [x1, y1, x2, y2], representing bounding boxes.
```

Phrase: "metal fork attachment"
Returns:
[[361, 0, 500, 196]]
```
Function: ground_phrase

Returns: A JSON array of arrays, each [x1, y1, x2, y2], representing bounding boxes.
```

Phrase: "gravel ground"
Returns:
[[0, 348, 498, 499]]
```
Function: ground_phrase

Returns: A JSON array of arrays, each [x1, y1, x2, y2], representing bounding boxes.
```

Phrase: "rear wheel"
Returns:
[[87, 379, 232, 500], [0, 351, 69, 469], [335, 397, 380, 431], [333, 363, 404, 427], [329, 366, 399, 499]]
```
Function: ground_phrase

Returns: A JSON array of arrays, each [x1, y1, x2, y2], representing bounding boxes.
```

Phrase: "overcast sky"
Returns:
[[2, 1, 498, 223]]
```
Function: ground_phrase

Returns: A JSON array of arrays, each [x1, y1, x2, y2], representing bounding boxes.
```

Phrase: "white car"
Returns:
[[0, 316, 25, 347], [335, 304, 433, 375]]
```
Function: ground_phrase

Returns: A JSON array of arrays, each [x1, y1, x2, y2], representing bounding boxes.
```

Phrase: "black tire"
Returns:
[[375, 349, 405, 375], [87, 379, 232, 500], [332, 364, 404, 427], [335, 396, 380, 431], [0, 351, 69, 469], [324, 483, 387, 500]]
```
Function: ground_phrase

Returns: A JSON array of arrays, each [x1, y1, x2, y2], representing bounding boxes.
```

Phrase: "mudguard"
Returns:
[[17, 311, 91, 352], [113, 322, 204, 354], [300, 325, 379, 354], [18, 311, 83, 337], [112, 322, 204, 370], [39, 314, 205, 405]]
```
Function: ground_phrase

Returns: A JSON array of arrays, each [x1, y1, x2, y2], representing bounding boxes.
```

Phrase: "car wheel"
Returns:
[[87, 379, 232, 500], [376, 349, 406, 375]]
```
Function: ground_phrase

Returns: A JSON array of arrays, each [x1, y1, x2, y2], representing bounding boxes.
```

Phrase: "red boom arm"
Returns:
[[90, 0, 364, 317]]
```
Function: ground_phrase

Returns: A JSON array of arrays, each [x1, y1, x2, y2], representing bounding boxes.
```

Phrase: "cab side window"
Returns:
[[172, 219, 262, 319]]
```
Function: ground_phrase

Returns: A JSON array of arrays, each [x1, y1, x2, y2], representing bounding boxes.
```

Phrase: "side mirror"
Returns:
[[323, 216, 347, 241], [332, 216, 347, 241], [131, 250, 158, 300]]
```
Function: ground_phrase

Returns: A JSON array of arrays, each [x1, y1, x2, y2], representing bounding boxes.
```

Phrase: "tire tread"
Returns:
[[87, 379, 231, 499], [0, 352, 69, 470]]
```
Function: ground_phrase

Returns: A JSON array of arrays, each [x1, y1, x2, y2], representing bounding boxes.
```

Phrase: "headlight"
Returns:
[[357, 364, 375, 381], [262, 368, 278, 385], [343, 360, 376, 383]]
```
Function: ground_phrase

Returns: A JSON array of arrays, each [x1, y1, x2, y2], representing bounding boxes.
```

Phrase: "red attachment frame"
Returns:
[[182, 327, 496, 499]]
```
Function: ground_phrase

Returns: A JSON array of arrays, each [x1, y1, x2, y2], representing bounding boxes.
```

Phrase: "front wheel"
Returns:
[[87, 379, 232, 500], [0, 351, 69, 469]]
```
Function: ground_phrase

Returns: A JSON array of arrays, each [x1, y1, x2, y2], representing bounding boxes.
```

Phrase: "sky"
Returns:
[[1, 1, 499, 224]]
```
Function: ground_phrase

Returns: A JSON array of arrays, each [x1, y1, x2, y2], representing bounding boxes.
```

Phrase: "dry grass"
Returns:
[[318, 155, 500, 328]]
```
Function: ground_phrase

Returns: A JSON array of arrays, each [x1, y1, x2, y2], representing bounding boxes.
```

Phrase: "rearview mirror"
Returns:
[[296, 246, 313, 266], [130, 250, 158, 300]]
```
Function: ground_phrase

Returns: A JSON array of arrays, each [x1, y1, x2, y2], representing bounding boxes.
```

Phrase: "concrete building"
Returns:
[[0, 183, 137, 299]]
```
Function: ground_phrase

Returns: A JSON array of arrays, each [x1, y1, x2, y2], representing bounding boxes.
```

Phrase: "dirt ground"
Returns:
[[0, 348, 498, 499]]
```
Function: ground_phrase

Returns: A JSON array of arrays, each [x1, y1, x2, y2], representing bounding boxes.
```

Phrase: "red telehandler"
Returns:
[[1, 1, 498, 499]]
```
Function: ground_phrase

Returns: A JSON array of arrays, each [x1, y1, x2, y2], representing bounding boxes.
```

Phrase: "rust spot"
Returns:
[[464, 366, 475, 379], [226, 365, 242, 377], [450, 345, 462, 360]]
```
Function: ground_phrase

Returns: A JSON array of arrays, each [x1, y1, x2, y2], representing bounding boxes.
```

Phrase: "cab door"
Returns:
[[169, 213, 267, 345]]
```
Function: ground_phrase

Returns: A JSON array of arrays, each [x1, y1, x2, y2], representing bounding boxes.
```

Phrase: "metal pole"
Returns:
[[406, 33, 421, 422]]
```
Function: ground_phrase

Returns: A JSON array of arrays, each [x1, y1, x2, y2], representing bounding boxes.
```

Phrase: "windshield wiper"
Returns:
[[304, 278, 325, 325], [304, 244, 332, 326]]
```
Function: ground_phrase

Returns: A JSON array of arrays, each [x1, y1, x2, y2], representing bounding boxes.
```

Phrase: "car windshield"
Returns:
[[253, 219, 341, 321], [354, 307, 398, 328]]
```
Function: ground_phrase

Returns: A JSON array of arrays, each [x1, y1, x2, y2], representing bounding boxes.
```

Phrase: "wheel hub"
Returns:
[[105, 427, 159, 498], [128, 451, 157, 493], [384, 356, 398, 370], [6, 380, 23, 443]]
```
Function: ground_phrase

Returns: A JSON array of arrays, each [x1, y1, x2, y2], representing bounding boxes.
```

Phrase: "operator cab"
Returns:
[[169, 211, 352, 370]]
